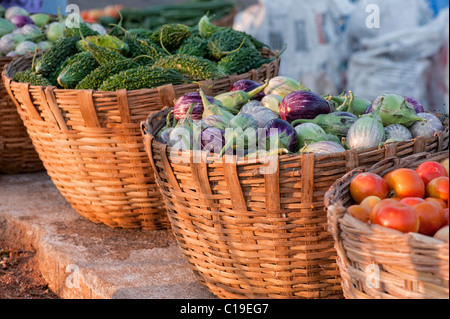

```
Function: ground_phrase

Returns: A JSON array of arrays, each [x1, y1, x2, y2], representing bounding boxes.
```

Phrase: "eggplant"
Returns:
[[199, 88, 234, 121], [291, 111, 357, 138], [156, 110, 176, 144], [346, 113, 386, 150], [219, 113, 259, 156], [174, 92, 211, 122], [384, 124, 412, 141], [214, 81, 269, 114], [229, 79, 265, 101], [409, 113, 444, 139], [201, 115, 230, 130], [404, 96, 425, 113], [300, 141, 346, 154], [294, 123, 328, 148], [279, 91, 331, 123], [261, 94, 283, 114], [264, 118, 298, 153], [168, 103, 199, 150], [10, 15, 33, 28], [368, 94, 424, 127], [239, 101, 278, 128], [201, 127, 225, 154], [264, 76, 309, 98]]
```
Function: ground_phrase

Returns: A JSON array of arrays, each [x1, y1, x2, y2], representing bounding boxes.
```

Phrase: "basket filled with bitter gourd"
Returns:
[[1, 16, 281, 229]]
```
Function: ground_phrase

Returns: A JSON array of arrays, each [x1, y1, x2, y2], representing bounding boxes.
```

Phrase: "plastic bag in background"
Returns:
[[233, 0, 354, 96], [346, 8, 449, 113], [345, 0, 434, 53]]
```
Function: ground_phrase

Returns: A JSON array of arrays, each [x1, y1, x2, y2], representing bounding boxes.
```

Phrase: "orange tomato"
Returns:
[[372, 201, 420, 233], [384, 168, 425, 199], [347, 205, 371, 223], [412, 202, 445, 236], [401, 197, 425, 207], [425, 197, 447, 210], [370, 198, 402, 224], [360, 196, 381, 211], [426, 176, 449, 202], [350, 172, 390, 204], [416, 161, 448, 186]]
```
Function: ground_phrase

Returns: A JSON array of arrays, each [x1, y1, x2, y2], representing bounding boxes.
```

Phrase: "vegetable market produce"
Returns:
[[263, 118, 297, 153], [279, 91, 331, 123], [0, 7, 104, 57], [148, 74, 448, 159], [409, 112, 444, 139], [11, 14, 277, 91], [325, 152, 449, 300], [291, 111, 357, 138], [346, 157, 449, 237], [346, 113, 386, 150]]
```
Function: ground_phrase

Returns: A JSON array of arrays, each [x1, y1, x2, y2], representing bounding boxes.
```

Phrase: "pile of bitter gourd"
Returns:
[[13, 15, 278, 92]]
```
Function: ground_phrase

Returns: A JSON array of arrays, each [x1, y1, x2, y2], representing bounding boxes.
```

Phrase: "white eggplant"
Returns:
[[347, 114, 386, 150]]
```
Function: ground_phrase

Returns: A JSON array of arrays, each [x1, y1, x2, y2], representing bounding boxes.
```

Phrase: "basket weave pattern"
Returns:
[[2, 49, 280, 229], [0, 57, 43, 174], [143, 107, 446, 298], [325, 152, 449, 299]]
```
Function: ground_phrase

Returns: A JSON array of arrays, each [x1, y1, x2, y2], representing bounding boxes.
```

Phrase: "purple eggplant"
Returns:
[[174, 92, 213, 122], [404, 96, 425, 113], [279, 91, 330, 123], [201, 127, 225, 154], [10, 15, 33, 28], [264, 118, 297, 153], [229, 79, 265, 101]]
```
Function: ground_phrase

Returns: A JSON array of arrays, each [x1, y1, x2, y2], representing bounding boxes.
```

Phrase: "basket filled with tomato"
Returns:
[[325, 151, 449, 299]]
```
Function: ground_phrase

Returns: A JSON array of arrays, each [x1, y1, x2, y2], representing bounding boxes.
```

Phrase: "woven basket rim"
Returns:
[[2, 47, 280, 94], [324, 151, 450, 246], [142, 106, 450, 165]]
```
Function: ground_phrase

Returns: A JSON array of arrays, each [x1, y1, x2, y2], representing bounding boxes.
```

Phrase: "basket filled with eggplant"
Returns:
[[0, 6, 60, 174], [2, 15, 281, 229], [141, 74, 448, 299]]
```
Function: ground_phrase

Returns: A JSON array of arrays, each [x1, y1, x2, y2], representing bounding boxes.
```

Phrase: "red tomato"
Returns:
[[370, 198, 402, 224], [401, 197, 425, 207], [416, 161, 448, 186], [384, 168, 425, 199], [348, 205, 371, 223], [372, 201, 420, 233], [425, 197, 448, 210], [350, 173, 390, 204], [426, 176, 449, 202], [443, 208, 449, 226], [412, 202, 445, 236]]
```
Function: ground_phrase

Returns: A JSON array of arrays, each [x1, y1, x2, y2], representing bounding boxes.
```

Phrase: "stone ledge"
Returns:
[[0, 171, 215, 299]]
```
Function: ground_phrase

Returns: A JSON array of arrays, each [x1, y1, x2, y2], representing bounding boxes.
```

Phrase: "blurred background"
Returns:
[[1, 0, 448, 113]]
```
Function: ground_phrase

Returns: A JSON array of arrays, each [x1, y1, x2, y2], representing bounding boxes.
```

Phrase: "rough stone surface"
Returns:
[[0, 172, 216, 299]]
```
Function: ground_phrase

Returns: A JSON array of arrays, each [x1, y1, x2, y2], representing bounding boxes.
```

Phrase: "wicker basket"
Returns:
[[2, 49, 280, 229], [325, 152, 449, 299], [0, 56, 44, 174], [142, 107, 448, 299]]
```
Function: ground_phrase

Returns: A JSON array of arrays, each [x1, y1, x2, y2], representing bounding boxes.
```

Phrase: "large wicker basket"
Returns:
[[2, 49, 280, 229], [325, 152, 449, 299], [0, 56, 43, 174], [142, 107, 448, 299]]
